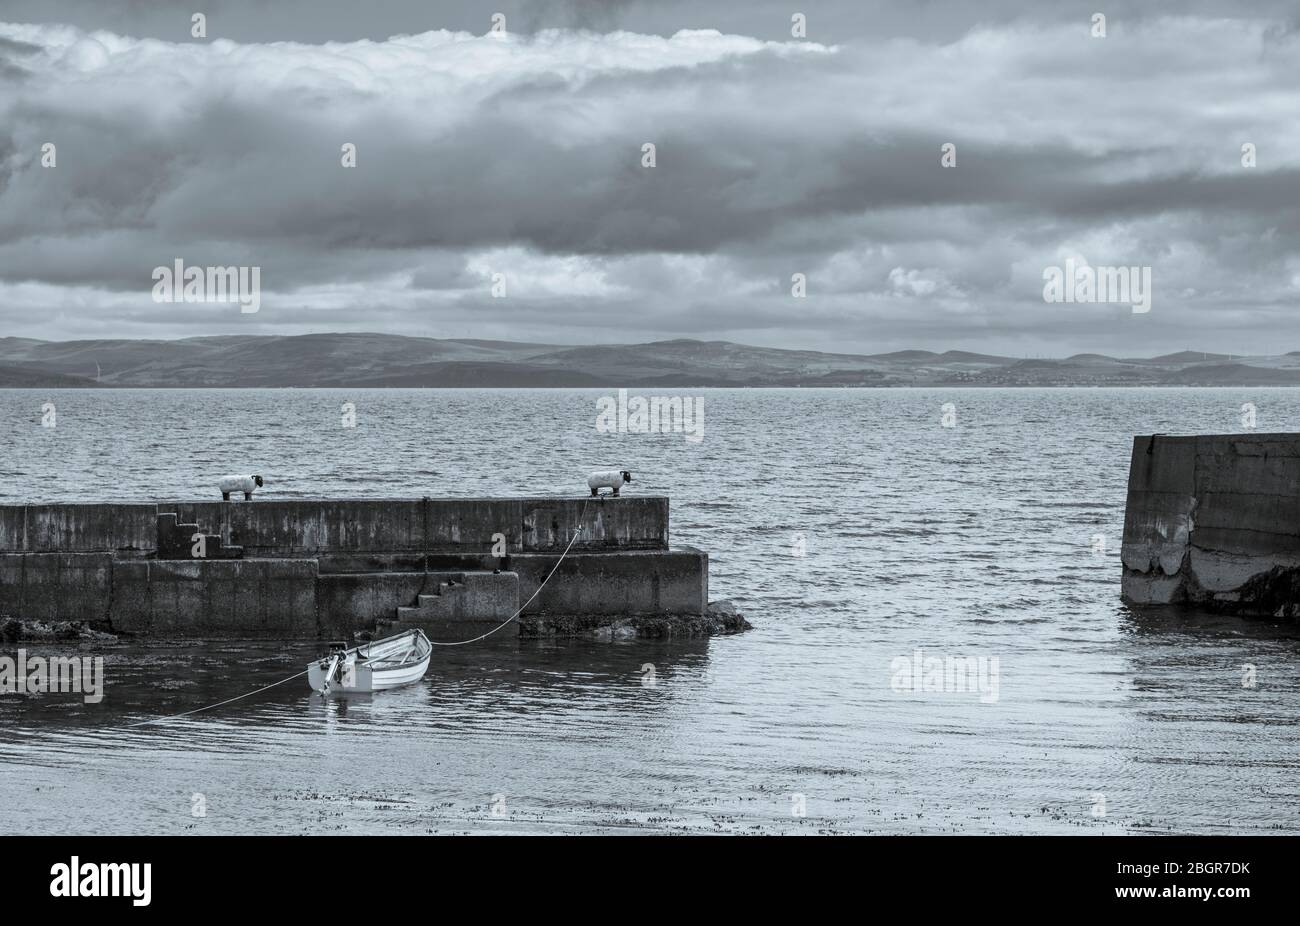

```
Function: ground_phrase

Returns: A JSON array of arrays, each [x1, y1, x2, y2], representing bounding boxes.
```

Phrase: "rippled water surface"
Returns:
[[2, 387, 1299, 834]]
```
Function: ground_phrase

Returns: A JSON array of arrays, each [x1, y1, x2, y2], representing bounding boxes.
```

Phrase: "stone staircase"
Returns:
[[378, 570, 519, 636], [156, 512, 244, 560], [393, 572, 466, 622]]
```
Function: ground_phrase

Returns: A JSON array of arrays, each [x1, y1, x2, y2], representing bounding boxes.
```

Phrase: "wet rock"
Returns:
[[706, 599, 752, 634], [0, 617, 119, 643], [518, 602, 751, 640], [1230, 566, 1300, 619], [0, 617, 20, 643]]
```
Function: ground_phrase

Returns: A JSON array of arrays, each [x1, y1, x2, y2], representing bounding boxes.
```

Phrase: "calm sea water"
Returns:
[[1, 387, 1299, 835]]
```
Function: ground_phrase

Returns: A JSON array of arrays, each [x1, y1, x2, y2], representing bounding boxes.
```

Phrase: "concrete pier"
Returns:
[[0, 497, 729, 639], [1121, 434, 1300, 617]]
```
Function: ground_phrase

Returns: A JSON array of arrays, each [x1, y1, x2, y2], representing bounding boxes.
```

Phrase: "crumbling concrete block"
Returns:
[[1122, 433, 1300, 616]]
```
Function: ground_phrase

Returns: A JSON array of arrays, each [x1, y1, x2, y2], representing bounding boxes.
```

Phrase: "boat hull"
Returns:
[[307, 629, 432, 694], [307, 655, 431, 693]]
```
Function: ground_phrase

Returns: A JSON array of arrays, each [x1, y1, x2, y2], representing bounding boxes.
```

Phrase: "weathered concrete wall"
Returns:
[[1122, 434, 1300, 615], [0, 496, 709, 638], [0, 497, 668, 556], [0, 552, 114, 622], [161, 497, 668, 556], [108, 559, 318, 637], [521, 499, 669, 551], [0, 504, 156, 555], [513, 549, 708, 617]]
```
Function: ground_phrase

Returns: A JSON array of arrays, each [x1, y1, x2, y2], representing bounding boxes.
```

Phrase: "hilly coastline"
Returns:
[[1, 334, 1299, 388]]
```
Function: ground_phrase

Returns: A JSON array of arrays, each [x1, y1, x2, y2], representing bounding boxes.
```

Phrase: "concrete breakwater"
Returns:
[[0, 497, 745, 639], [1122, 433, 1300, 617]]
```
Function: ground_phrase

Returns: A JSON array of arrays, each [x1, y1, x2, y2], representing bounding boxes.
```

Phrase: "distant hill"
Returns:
[[1146, 350, 1234, 364], [934, 350, 1013, 364], [0, 363, 100, 388], [1065, 353, 1120, 363], [0, 334, 1298, 387], [867, 350, 937, 361], [1159, 363, 1300, 386]]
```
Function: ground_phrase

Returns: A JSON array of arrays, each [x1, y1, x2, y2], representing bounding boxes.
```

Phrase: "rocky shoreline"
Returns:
[[1, 601, 751, 645], [518, 600, 752, 640], [0, 616, 119, 644]]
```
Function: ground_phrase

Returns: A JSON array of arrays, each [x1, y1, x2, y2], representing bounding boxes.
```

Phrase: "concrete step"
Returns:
[[417, 585, 460, 607], [156, 512, 244, 560], [207, 541, 244, 560], [388, 571, 520, 637]]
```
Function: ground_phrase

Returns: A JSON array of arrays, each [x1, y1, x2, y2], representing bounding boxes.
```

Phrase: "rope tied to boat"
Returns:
[[122, 498, 591, 724], [124, 669, 310, 727]]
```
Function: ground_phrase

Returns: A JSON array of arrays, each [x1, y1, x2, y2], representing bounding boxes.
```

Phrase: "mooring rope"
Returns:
[[123, 498, 592, 724], [125, 669, 310, 728]]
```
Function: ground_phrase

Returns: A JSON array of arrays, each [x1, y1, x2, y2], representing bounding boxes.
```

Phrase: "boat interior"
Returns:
[[341, 631, 430, 669]]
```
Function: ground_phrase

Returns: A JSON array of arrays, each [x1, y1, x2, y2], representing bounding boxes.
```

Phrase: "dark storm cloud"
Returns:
[[0, 6, 1298, 355], [0, 35, 41, 54]]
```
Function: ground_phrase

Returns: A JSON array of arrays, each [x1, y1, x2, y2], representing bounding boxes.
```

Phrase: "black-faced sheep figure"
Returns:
[[587, 470, 632, 498], [219, 474, 264, 501]]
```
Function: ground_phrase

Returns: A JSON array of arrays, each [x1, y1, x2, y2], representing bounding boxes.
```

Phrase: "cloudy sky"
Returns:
[[1, 0, 1297, 356]]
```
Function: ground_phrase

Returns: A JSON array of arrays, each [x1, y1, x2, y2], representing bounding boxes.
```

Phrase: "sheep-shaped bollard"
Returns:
[[219, 474, 264, 501], [587, 470, 632, 498]]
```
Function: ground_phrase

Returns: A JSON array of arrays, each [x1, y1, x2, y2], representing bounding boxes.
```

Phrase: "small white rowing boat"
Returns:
[[308, 628, 433, 695]]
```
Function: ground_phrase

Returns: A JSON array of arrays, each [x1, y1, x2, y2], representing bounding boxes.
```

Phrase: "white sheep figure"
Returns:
[[587, 469, 632, 498], [219, 474, 264, 501]]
